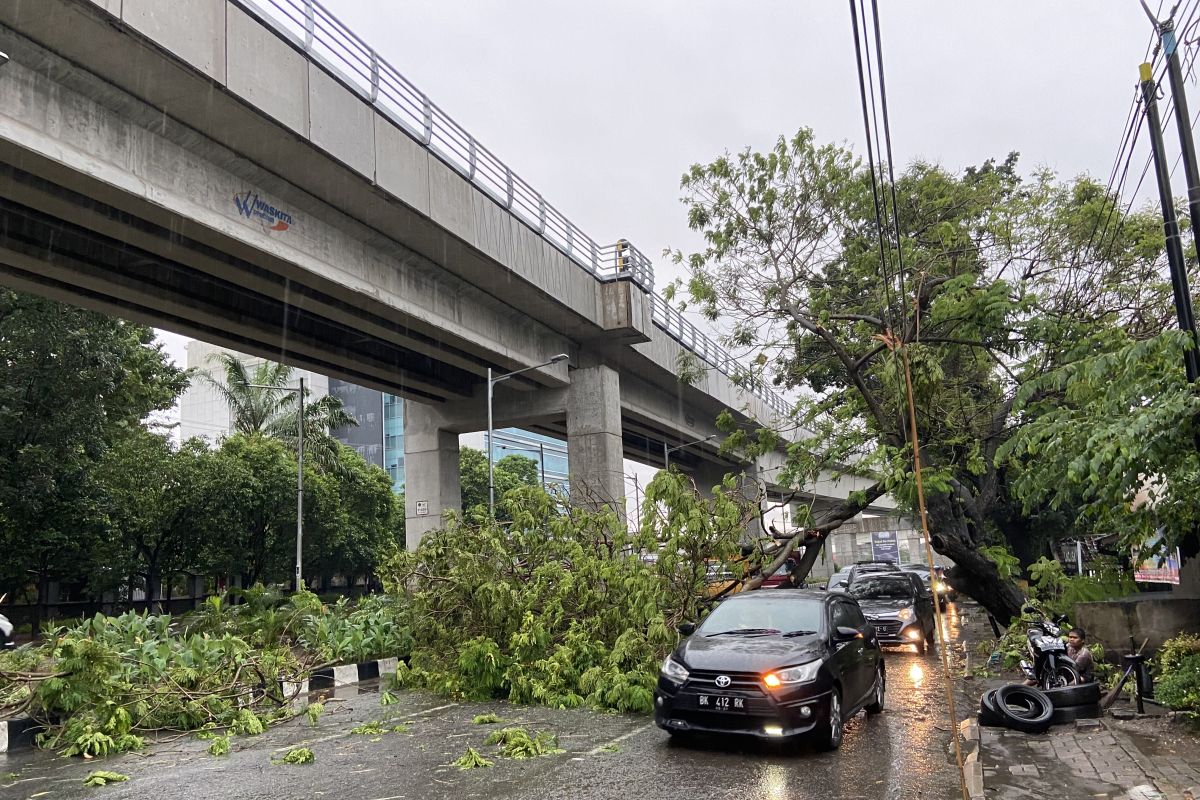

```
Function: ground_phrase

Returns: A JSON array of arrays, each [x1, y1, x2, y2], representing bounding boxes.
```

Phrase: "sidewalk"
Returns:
[[973, 713, 1199, 800], [955, 605, 1200, 800]]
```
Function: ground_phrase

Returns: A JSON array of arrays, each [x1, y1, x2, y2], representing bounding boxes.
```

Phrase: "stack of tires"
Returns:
[[978, 682, 1102, 733]]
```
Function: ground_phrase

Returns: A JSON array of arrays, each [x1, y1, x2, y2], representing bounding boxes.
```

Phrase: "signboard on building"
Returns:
[[1134, 547, 1182, 585], [871, 530, 899, 564], [414, 500, 429, 517], [328, 380, 384, 468]]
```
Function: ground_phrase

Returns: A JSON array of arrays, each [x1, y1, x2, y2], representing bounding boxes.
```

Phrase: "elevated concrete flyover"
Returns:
[[0, 0, 886, 547]]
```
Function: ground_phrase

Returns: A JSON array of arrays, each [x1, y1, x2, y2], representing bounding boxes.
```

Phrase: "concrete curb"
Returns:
[[1, 656, 403, 754], [281, 656, 402, 707], [0, 717, 43, 755], [959, 717, 984, 800]]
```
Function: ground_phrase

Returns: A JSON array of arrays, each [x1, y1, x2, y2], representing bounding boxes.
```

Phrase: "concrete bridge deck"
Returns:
[[0, 0, 894, 545]]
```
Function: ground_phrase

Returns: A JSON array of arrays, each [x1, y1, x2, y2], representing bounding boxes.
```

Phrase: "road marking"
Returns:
[[367, 796, 407, 800], [586, 722, 654, 755]]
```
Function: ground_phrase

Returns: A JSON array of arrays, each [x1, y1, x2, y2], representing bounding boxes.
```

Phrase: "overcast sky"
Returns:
[[160, 1, 1166, 366]]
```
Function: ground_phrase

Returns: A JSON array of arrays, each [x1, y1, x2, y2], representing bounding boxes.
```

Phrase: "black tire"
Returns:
[[1041, 681, 1101, 709], [914, 633, 927, 655], [1041, 656, 1081, 690], [812, 688, 844, 751], [866, 664, 885, 715], [1050, 702, 1102, 725], [995, 684, 1054, 734], [978, 689, 1005, 727]]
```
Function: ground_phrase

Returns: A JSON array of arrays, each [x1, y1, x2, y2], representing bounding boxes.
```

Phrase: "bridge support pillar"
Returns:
[[690, 462, 730, 498], [403, 401, 461, 550], [566, 361, 625, 512]]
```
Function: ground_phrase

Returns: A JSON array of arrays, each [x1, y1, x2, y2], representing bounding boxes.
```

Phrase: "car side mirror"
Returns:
[[833, 626, 861, 642], [1055, 614, 1069, 625], [677, 622, 696, 636], [1022, 605, 1038, 615]]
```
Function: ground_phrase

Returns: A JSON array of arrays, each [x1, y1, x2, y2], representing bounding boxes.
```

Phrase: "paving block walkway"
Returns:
[[978, 715, 1200, 800]]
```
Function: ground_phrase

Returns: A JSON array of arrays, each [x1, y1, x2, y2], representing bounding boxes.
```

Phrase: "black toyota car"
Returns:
[[654, 590, 885, 750]]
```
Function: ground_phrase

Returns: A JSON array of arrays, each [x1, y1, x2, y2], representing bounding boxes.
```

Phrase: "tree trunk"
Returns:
[[925, 492, 1025, 625], [146, 563, 161, 615], [31, 570, 47, 639], [743, 483, 884, 591]]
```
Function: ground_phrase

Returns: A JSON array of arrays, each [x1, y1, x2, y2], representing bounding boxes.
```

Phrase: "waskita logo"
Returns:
[[234, 191, 295, 232]]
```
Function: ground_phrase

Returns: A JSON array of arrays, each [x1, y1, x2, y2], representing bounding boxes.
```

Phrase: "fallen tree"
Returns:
[[669, 133, 1170, 624]]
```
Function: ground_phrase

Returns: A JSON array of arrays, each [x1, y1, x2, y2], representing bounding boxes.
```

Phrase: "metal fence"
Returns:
[[234, 0, 789, 419]]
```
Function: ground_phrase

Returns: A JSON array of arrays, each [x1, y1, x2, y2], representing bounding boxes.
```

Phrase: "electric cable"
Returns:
[[848, 0, 898, 335], [846, 5, 967, 799], [869, 0, 908, 305]]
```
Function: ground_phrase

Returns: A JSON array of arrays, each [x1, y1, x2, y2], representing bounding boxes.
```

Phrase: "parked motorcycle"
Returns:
[[1019, 606, 1081, 689], [0, 592, 14, 649], [0, 612, 13, 650]]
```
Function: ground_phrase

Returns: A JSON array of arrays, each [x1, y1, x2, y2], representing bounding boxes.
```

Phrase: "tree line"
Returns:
[[0, 290, 541, 632]]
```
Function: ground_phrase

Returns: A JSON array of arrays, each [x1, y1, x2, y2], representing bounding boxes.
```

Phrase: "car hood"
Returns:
[[856, 598, 914, 616], [677, 633, 823, 672]]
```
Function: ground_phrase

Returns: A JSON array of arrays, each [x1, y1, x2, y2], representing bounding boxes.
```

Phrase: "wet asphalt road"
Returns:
[[1, 607, 980, 800]]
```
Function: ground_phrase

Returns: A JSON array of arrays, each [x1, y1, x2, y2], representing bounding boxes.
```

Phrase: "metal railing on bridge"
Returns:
[[235, 0, 791, 420]]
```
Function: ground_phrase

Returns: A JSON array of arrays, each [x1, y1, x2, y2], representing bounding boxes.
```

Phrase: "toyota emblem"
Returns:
[[715, 675, 732, 688]]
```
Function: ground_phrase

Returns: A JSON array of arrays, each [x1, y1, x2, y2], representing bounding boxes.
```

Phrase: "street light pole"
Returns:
[[663, 434, 717, 471], [487, 367, 495, 514], [487, 354, 569, 515], [296, 376, 304, 593]]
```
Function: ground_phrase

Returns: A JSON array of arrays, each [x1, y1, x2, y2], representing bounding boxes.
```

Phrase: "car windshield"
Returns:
[[700, 597, 823, 636], [848, 576, 914, 599]]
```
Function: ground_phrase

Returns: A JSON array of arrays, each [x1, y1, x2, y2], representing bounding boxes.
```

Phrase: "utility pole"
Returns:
[[1142, 56, 1200, 593], [1140, 62, 1200, 382], [1160, 17, 1200, 268]]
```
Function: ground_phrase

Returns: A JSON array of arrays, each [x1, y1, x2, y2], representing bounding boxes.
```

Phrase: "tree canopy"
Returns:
[[202, 353, 357, 471], [459, 446, 541, 516], [670, 129, 1170, 622], [0, 291, 187, 625]]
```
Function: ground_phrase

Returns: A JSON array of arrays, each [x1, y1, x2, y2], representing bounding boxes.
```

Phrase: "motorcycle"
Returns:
[[0, 592, 14, 649], [0, 612, 13, 650], [1019, 606, 1081, 689]]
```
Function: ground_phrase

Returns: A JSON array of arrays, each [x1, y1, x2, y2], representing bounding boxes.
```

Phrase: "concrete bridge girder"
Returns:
[[0, 0, 894, 550]]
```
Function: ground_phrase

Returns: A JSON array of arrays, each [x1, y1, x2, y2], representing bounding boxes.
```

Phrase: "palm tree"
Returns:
[[203, 353, 357, 471]]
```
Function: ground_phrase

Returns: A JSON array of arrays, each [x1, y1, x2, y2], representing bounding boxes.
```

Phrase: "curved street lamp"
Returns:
[[488, 354, 568, 515], [663, 434, 717, 471]]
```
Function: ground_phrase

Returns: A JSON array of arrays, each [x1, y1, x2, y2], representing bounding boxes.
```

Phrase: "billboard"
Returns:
[[1134, 547, 1182, 585], [871, 530, 900, 564], [328, 380, 384, 468]]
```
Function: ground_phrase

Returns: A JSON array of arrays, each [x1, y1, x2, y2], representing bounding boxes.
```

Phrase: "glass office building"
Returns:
[[484, 428, 569, 491], [383, 393, 405, 492]]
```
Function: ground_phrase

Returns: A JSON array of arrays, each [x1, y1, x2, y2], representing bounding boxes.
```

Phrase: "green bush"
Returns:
[[1156, 653, 1200, 717], [1155, 633, 1200, 718]]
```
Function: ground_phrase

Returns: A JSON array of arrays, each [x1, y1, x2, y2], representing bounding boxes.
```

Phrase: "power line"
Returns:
[[869, 0, 908, 306], [847, 0, 898, 334]]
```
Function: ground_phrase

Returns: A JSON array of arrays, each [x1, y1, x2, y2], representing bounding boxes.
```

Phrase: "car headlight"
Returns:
[[660, 655, 689, 686], [763, 660, 821, 689], [896, 607, 914, 621]]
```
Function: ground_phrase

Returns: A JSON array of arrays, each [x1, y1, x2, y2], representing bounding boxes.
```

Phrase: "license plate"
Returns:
[[698, 694, 745, 712]]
